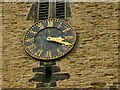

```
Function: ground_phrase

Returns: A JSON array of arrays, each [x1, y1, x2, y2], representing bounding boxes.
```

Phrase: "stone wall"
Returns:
[[0, 2, 2, 89], [1, 2, 119, 89]]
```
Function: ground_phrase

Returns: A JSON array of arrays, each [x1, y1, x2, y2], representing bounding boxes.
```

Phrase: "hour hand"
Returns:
[[47, 37, 72, 46]]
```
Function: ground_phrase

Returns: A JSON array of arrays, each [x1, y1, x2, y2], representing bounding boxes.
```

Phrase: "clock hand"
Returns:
[[61, 41, 72, 46], [47, 37, 72, 46], [47, 37, 65, 41]]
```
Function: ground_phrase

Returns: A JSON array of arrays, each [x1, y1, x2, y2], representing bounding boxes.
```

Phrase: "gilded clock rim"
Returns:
[[23, 18, 76, 61]]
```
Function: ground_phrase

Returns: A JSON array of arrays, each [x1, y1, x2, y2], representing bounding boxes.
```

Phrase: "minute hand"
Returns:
[[47, 37, 72, 46]]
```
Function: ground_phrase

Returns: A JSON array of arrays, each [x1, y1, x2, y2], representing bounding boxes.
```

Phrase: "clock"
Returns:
[[23, 18, 76, 61]]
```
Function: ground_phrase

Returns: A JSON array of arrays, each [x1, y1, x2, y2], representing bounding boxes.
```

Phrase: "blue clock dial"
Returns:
[[23, 19, 76, 61]]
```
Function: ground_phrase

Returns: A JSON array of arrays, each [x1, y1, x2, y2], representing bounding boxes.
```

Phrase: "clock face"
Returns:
[[23, 19, 76, 61]]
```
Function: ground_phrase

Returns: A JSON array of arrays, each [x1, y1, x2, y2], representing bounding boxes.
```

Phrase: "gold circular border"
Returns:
[[23, 18, 76, 61]]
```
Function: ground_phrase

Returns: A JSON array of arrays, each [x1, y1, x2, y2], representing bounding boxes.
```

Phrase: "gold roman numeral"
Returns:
[[63, 28, 71, 33], [47, 20, 53, 27], [37, 23, 44, 29], [46, 51, 52, 58], [57, 22, 62, 28], [57, 49, 62, 54], [65, 36, 74, 39], [34, 49, 43, 56], [25, 38, 34, 42], [29, 29, 38, 34], [62, 45, 69, 50], [27, 44, 36, 51]]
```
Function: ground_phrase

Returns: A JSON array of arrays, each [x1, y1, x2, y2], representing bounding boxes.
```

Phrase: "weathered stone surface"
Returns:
[[0, 2, 2, 89], [1, 2, 119, 88]]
